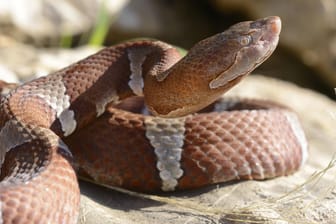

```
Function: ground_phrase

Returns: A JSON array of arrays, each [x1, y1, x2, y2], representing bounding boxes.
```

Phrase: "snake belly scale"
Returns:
[[0, 16, 308, 223]]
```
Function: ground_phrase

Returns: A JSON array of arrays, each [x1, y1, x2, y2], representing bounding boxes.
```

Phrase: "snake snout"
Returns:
[[260, 16, 281, 42]]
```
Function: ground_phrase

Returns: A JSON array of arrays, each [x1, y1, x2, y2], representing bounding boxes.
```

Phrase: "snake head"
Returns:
[[207, 16, 281, 89], [144, 17, 281, 117]]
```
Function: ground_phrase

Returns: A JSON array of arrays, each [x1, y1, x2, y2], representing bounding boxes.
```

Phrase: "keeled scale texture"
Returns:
[[65, 108, 164, 192], [0, 40, 182, 223], [178, 109, 303, 189], [65, 99, 305, 192], [0, 127, 79, 223]]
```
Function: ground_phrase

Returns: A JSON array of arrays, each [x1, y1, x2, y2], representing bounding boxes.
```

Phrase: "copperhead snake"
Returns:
[[0, 16, 308, 223]]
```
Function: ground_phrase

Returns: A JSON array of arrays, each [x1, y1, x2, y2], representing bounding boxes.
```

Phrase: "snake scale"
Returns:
[[0, 16, 307, 223]]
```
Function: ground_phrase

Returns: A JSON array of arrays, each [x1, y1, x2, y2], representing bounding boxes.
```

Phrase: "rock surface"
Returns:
[[0, 0, 128, 41], [0, 44, 99, 81]]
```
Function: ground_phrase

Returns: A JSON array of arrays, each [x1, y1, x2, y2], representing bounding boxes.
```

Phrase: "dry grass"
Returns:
[[88, 155, 336, 223]]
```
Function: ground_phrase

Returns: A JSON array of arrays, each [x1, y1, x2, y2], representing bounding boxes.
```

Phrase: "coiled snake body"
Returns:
[[0, 17, 307, 223]]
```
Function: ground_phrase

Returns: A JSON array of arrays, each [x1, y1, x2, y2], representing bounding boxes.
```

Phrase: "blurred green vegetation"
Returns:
[[88, 1, 110, 46], [60, 1, 111, 48]]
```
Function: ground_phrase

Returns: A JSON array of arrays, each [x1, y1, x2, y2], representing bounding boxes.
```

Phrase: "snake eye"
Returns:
[[238, 35, 252, 46]]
